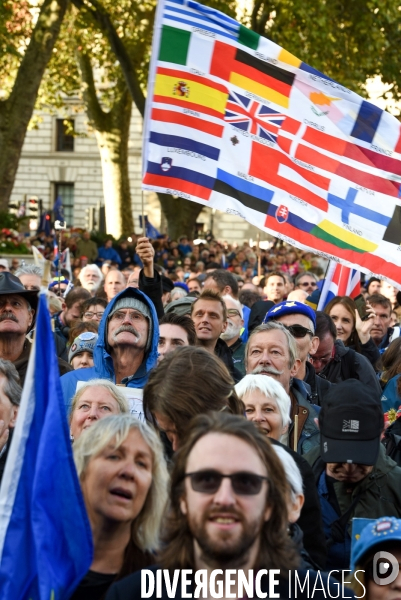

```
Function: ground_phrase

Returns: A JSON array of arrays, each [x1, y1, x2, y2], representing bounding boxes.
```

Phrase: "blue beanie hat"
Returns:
[[174, 281, 189, 293], [263, 300, 316, 328], [351, 517, 401, 571]]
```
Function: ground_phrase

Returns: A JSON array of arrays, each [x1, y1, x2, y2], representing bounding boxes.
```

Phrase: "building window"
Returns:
[[54, 183, 74, 226], [56, 119, 74, 152]]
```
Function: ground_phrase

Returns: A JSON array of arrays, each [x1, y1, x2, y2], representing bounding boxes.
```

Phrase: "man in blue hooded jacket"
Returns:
[[60, 287, 159, 411]]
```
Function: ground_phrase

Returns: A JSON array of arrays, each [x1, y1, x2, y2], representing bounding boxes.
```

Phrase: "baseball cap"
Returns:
[[0, 259, 9, 270], [319, 379, 383, 465], [351, 517, 401, 571], [263, 300, 316, 328]]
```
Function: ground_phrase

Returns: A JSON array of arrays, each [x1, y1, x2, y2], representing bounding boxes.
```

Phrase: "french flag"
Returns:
[[317, 261, 360, 310]]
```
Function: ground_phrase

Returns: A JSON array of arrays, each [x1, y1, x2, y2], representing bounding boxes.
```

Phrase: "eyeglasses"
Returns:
[[283, 324, 314, 338], [227, 309, 241, 318], [83, 311, 104, 319], [184, 469, 268, 495], [299, 281, 317, 288]]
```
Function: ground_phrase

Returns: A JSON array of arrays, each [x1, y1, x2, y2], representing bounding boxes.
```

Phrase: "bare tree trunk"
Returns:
[[78, 52, 134, 238], [72, 0, 205, 239], [0, 0, 69, 208], [158, 192, 204, 239]]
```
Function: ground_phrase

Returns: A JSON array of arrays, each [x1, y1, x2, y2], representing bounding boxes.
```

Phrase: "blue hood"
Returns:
[[93, 286, 159, 380], [60, 287, 159, 409]]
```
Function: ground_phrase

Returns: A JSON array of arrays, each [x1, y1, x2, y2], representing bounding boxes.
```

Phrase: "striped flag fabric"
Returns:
[[317, 260, 361, 310], [0, 291, 93, 599], [142, 0, 401, 286]]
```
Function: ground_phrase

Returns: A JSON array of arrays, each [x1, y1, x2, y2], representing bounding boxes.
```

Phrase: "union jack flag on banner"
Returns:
[[224, 92, 285, 143], [318, 260, 361, 309], [142, 0, 401, 286]]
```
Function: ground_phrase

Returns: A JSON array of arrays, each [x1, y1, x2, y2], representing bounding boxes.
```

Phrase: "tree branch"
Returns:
[[71, 0, 145, 116]]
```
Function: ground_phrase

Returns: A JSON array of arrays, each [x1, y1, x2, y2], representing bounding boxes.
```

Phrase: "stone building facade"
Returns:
[[11, 103, 271, 244]]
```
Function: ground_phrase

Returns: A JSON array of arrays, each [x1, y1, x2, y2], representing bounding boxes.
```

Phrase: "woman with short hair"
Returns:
[[69, 379, 129, 442], [235, 374, 291, 443], [71, 414, 169, 600]]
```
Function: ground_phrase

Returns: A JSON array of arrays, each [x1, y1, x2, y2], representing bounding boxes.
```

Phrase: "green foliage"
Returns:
[[0, 210, 29, 231], [249, 0, 401, 106]]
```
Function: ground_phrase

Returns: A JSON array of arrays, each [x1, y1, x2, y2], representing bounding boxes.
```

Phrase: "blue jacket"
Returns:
[[381, 374, 401, 413], [97, 246, 122, 266], [60, 287, 159, 411]]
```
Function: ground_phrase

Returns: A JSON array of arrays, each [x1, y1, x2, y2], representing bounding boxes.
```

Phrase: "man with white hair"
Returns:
[[245, 321, 319, 455], [15, 264, 42, 291], [78, 264, 103, 296], [221, 294, 245, 376]]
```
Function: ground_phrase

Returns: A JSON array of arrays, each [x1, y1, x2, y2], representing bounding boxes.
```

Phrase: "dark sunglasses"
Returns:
[[283, 324, 314, 338], [184, 469, 268, 495], [299, 281, 317, 288]]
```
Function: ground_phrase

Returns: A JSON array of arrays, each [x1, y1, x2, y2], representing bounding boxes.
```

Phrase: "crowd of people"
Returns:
[[2, 229, 401, 599]]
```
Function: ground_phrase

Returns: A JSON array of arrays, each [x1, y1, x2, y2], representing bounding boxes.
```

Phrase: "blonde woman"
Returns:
[[69, 379, 129, 441], [71, 414, 169, 600]]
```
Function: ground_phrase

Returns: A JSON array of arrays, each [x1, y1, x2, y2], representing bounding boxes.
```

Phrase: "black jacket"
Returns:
[[0, 428, 13, 486], [349, 337, 380, 371], [214, 338, 242, 383], [248, 300, 275, 333], [303, 361, 332, 406], [139, 270, 164, 320], [14, 340, 72, 387], [319, 340, 382, 395], [270, 438, 327, 569]]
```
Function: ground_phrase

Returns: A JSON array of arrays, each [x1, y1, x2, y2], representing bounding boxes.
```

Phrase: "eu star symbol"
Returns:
[[271, 305, 283, 313], [285, 302, 297, 307]]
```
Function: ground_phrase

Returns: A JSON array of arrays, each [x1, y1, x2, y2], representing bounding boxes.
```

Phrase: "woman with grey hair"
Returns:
[[71, 414, 169, 600], [69, 379, 129, 442], [0, 359, 22, 483], [235, 374, 291, 443]]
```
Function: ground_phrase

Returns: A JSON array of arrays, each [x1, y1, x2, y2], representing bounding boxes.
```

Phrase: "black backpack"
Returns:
[[382, 418, 401, 467]]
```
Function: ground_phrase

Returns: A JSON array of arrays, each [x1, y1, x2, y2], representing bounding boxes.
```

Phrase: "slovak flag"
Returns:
[[317, 260, 361, 310]]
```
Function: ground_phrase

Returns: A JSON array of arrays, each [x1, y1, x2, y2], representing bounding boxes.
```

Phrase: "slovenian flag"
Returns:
[[0, 292, 93, 599]]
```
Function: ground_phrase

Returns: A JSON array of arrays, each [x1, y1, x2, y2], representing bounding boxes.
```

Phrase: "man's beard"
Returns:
[[188, 506, 263, 569], [83, 280, 100, 293], [220, 320, 242, 342], [252, 365, 284, 377]]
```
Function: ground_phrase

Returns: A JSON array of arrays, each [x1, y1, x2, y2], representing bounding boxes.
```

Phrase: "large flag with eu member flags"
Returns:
[[142, 0, 401, 287], [0, 291, 93, 599]]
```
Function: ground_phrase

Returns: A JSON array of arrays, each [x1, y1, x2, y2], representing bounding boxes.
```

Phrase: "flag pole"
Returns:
[[141, 190, 146, 237], [257, 233, 261, 279], [58, 229, 62, 297]]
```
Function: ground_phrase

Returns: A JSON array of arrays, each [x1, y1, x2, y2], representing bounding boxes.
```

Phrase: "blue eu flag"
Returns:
[[0, 292, 93, 599]]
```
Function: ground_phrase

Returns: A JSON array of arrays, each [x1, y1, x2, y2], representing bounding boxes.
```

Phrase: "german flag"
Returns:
[[210, 41, 294, 109]]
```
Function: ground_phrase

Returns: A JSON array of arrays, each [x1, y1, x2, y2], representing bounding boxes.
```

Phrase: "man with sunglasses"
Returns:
[[295, 272, 319, 295], [264, 300, 332, 407], [245, 320, 320, 456], [106, 413, 341, 600]]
